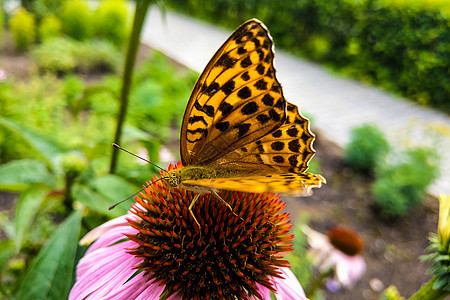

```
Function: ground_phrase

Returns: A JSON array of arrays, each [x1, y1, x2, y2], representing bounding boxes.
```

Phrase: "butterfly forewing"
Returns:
[[181, 19, 287, 166]]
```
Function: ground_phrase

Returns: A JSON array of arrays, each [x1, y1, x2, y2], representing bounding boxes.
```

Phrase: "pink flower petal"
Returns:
[[69, 241, 140, 300], [106, 272, 168, 300], [273, 267, 308, 300], [80, 214, 132, 245], [253, 283, 271, 299], [335, 253, 366, 287], [85, 224, 137, 255]]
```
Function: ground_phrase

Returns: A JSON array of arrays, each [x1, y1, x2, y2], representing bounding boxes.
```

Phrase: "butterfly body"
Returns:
[[168, 19, 325, 225], [166, 167, 252, 193]]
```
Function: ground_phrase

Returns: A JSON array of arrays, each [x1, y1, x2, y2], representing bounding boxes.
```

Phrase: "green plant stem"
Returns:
[[110, 0, 153, 173], [304, 268, 333, 298], [63, 173, 75, 211], [408, 277, 449, 300]]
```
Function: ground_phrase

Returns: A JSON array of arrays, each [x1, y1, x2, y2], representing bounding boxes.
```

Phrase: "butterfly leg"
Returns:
[[212, 190, 241, 220], [188, 193, 201, 229]]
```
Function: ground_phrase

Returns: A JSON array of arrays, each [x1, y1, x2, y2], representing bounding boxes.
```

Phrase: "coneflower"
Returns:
[[302, 225, 366, 292], [70, 163, 307, 299]]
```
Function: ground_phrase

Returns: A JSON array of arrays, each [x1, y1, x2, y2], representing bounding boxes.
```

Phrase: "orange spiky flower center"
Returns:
[[127, 163, 294, 300], [327, 226, 363, 256]]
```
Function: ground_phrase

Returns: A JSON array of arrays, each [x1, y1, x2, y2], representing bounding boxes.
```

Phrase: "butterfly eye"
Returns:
[[168, 171, 178, 187]]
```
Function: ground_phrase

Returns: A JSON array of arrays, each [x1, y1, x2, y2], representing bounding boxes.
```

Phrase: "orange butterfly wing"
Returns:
[[178, 19, 325, 195], [180, 19, 286, 167]]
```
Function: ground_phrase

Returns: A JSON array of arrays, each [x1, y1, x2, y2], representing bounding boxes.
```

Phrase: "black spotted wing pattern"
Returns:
[[180, 19, 287, 167]]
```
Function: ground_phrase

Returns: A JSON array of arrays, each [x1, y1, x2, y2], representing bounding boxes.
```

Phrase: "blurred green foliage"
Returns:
[[29, 0, 65, 21], [306, 155, 321, 175], [288, 222, 314, 288], [32, 37, 76, 73], [62, 75, 86, 118], [3, 0, 129, 52], [60, 0, 91, 40], [0, 74, 65, 163], [380, 285, 406, 300], [344, 123, 440, 219], [94, 0, 129, 47], [0, 3, 167, 298], [38, 14, 61, 41], [32, 37, 121, 75], [0, 6, 3, 46], [75, 39, 122, 73], [344, 124, 390, 174], [129, 52, 198, 141], [9, 8, 35, 51], [0, 50, 196, 199], [169, 0, 450, 112], [373, 147, 440, 218]]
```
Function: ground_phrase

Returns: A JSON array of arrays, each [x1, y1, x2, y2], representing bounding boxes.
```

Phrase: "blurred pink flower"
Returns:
[[0, 69, 7, 82], [302, 225, 366, 291], [70, 164, 308, 300]]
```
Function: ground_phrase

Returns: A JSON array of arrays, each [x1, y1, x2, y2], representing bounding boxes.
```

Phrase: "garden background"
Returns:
[[0, 0, 449, 299]]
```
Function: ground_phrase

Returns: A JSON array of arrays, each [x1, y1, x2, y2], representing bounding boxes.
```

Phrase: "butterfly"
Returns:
[[163, 19, 326, 226]]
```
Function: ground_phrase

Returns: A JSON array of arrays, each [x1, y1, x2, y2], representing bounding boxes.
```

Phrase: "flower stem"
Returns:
[[110, 0, 153, 173], [63, 172, 75, 211], [304, 268, 333, 298], [408, 277, 449, 300]]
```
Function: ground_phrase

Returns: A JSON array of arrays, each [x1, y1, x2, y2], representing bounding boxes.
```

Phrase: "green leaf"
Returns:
[[91, 174, 138, 207], [433, 274, 450, 290], [141, 139, 161, 165], [122, 124, 153, 142], [0, 117, 66, 167], [0, 159, 54, 192], [13, 212, 81, 300], [72, 182, 128, 217], [0, 240, 15, 270], [14, 186, 51, 251]]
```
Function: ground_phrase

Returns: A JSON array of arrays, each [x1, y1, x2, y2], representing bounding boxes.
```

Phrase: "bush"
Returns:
[[344, 124, 390, 174], [30, 0, 65, 20], [10, 8, 36, 51], [32, 37, 121, 75], [60, 0, 91, 40], [73, 40, 121, 73], [94, 0, 129, 47], [32, 37, 77, 74], [38, 14, 62, 41], [169, 0, 450, 113], [373, 147, 440, 218]]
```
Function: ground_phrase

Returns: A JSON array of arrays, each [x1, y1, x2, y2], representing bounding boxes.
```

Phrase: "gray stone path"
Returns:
[[141, 8, 450, 197]]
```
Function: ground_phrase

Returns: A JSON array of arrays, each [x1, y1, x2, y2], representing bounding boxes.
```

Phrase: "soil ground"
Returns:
[[0, 33, 438, 299]]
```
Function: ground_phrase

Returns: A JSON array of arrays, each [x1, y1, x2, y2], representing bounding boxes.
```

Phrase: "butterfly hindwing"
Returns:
[[211, 101, 316, 173], [181, 19, 287, 166]]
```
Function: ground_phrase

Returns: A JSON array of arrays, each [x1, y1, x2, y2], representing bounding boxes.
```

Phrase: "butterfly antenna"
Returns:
[[112, 143, 168, 174], [108, 177, 166, 210]]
